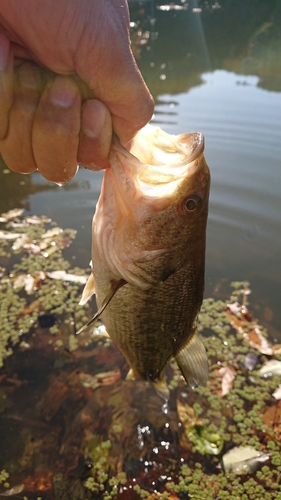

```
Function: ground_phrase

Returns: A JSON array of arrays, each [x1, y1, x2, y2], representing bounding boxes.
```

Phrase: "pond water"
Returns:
[[1, 0, 280, 339], [0, 1, 281, 498]]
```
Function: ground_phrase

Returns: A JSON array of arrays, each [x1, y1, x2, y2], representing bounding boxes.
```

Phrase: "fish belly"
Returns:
[[96, 265, 204, 382]]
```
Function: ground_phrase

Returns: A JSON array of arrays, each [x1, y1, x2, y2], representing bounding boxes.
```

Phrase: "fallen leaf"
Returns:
[[22, 274, 34, 294], [222, 446, 269, 474], [47, 271, 87, 284], [262, 400, 281, 440], [218, 365, 236, 396], [0, 230, 24, 240], [148, 495, 179, 500], [12, 234, 30, 250], [176, 400, 196, 427], [0, 208, 24, 222], [41, 227, 62, 238], [42, 245, 59, 258], [226, 302, 273, 355], [17, 300, 42, 317], [40, 380, 69, 422], [9, 221, 29, 228], [272, 344, 281, 355], [79, 369, 121, 390], [13, 271, 45, 293], [0, 484, 24, 496], [259, 359, 281, 377], [272, 385, 281, 400], [25, 215, 44, 224]]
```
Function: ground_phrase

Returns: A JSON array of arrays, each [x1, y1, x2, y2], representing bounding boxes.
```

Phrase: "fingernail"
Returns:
[[81, 100, 106, 139], [0, 34, 10, 70], [48, 76, 77, 107]]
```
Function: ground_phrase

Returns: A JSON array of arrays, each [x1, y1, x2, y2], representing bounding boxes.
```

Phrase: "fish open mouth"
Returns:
[[110, 125, 205, 202], [131, 125, 204, 199], [130, 124, 204, 170]]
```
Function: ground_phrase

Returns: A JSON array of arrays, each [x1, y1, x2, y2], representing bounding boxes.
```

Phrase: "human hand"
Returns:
[[0, 0, 154, 183]]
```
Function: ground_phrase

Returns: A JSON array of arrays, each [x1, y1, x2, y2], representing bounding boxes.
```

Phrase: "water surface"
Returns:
[[0, 0, 281, 497], [2, 0, 280, 337]]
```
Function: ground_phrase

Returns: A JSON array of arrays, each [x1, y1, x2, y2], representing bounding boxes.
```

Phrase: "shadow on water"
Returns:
[[0, 1, 281, 498]]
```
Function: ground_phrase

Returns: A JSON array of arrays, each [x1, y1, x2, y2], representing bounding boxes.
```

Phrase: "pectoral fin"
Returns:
[[76, 279, 126, 334], [175, 329, 209, 389], [79, 273, 96, 305]]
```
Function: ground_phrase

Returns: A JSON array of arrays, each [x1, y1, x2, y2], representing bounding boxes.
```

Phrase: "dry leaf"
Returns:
[[272, 385, 281, 400], [12, 234, 30, 250], [0, 230, 24, 240], [176, 399, 196, 427], [262, 400, 281, 440], [226, 302, 273, 355], [47, 271, 87, 284], [79, 369, 121, 390], [25, 215, 44, 224], [218, 365, 236, 396], [0, 208, 24, 221], [41, 227, 62, 238], [272, 344, 281, 355], [222, 446, 269, 474], [259, 359, 281, 377], [40, 380, 69, 421], [13, 271, 45, 293], [0, 484, 24, 496]]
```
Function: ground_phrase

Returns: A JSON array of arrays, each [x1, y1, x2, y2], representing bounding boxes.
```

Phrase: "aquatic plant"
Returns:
[[0, 211, 280, 499], [0, 210, 90, 367]]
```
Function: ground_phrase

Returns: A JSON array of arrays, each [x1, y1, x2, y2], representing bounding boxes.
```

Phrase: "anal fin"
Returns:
[[153, 378, 170, 401], [126, 368, 136, 380], [175, 329, 209, 389]]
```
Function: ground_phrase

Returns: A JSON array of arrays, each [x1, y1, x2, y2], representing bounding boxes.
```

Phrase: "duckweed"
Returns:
[[0, 213, 94, 365], [1, 213, 281, 499]]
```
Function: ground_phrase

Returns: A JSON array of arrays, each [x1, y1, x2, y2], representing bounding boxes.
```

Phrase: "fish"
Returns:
[[78, 124, 210, 398]]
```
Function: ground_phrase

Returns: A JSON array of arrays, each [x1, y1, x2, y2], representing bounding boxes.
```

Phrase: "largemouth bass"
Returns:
[[79, 125, 210, 397]]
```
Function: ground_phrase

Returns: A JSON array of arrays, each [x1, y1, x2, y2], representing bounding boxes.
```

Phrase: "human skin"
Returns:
[[0, 0, 154, 183]]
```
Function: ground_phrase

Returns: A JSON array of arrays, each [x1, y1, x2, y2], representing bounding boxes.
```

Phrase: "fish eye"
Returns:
[[183, 194, 202, 212]]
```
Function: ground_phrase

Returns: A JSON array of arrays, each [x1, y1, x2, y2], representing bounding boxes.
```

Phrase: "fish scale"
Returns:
[[79, 124, 210, 398], [100, 265, 204, 381]]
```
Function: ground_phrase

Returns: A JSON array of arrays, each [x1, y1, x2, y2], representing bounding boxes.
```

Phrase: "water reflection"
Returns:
[[129, 0, 281, 94], [0, 2, 281, 494], [129, 0, 281, 336]]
